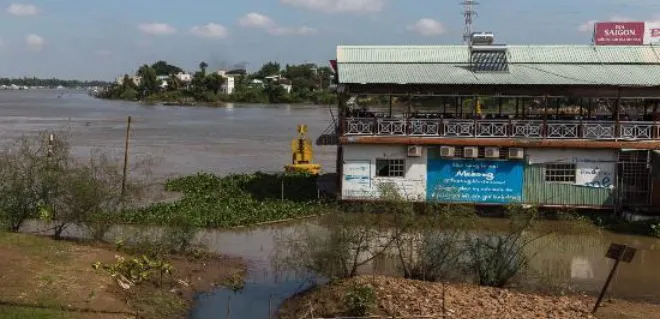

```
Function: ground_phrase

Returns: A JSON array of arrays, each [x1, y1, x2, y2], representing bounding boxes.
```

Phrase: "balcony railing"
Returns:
[[344, 118, 660, 140]]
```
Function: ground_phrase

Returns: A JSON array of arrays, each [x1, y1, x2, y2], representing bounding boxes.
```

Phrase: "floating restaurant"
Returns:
[[332, 36, 660, 211]]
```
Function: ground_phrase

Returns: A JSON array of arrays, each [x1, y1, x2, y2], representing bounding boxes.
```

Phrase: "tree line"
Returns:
[[0, 77, 109, 88], [98, 60, 337, 105]]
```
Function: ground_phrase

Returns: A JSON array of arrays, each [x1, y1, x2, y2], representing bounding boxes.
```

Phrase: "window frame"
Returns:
[[375, 158, 406, 178], [544, 163, 577, 183]]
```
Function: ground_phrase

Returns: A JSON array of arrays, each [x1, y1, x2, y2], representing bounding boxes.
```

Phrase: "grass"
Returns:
[[120, 172, 327, 228], [0, 305, 67, 319], [0, 231, 245, 319]]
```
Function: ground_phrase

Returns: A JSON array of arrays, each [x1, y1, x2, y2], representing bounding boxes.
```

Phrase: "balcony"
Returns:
[[344, 118, 660, 140]]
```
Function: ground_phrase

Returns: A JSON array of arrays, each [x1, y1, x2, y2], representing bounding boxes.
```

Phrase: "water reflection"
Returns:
[[18, 218, 660, 318]]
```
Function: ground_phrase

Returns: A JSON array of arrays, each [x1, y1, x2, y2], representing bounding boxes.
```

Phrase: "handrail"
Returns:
[[343, 118, 660, 140]]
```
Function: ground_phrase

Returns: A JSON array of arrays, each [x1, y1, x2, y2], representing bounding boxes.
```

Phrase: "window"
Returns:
[[544, 163, 576, 183], [376, 159, 405, 177]]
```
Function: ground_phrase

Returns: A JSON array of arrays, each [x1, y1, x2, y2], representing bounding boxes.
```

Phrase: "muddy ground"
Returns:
[[0, 232, 245, 319], [278, 276, 660, 319]]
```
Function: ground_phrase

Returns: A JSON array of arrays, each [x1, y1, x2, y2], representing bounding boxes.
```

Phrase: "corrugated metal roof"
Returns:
[[338, 63, 660, 86], [337, 45, 660, 64]]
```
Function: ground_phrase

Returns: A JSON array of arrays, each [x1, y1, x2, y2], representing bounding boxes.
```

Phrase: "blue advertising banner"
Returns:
[[427, 159, 523, 204]]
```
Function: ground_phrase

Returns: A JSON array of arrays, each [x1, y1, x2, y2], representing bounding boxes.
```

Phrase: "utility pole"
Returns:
[[461, 0, 479, 44]]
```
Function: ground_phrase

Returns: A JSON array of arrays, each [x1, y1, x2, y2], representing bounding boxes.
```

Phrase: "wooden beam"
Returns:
[[339, 136, 660, 150]]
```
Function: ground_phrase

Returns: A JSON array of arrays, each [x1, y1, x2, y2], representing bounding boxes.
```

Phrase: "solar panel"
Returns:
[[471, 50, 509, 72]]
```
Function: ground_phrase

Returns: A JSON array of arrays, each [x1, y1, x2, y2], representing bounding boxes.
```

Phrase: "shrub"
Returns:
[[344, 283, 376, 317]]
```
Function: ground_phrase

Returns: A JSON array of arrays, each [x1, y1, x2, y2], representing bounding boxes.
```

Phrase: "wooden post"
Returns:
[[226, 295, 231, 319], [653, 101, 658, 138], [121, 116, 132, 198], [593, 247, 626, 314], [268, 294, 272, 319], [515, 97, 519, 117], [388, 95, 393, 118], [543, 96, 548, 137]]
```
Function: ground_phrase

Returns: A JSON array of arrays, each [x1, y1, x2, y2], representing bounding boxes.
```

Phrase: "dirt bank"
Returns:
[[0, 232, 245, 318], [278, 276, 660, 319]]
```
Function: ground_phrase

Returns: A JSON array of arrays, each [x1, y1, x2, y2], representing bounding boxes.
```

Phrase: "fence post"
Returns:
[[268, 294, 272, 319], [226, 295, 231, 319], [121, 116, 132, 198]]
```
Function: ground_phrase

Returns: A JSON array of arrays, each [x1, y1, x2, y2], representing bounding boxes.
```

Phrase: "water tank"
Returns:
[[471, 32, 494, 45]]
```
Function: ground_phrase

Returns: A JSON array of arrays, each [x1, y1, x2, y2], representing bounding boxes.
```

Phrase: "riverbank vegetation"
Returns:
[[0, 77, 109, 88], [98, 60, 338, 105], [0, 132, 246, 318]]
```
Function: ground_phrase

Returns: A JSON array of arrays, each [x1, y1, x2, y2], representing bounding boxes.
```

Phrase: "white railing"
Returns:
[[344, 118, 660, 140]]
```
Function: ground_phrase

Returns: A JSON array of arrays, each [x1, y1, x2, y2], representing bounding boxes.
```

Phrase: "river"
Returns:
[[5, 90, 660, 318], [0, 89, 337, 180]]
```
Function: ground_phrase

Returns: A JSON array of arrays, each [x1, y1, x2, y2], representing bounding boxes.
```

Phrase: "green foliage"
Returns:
[[151, 60, 183, 76], [343, 283, 376, 317], [98, 60, 337, 105], [120, 172, 323, 228], [651, 222, 660, 238], [0, 77, 108, 88], [93, 255, 173, 288]]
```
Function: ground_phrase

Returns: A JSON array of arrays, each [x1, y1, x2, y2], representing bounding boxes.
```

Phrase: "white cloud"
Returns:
[[138, 23, 176, 35], [190, 23, 229, 38], [269, 26, 317, 36], [6, 3, 38, 16], [407, 18, 446, 36], [238, 12, 317, 36], [238, 12, 275, 28], [280, 0, 384, 13], [25, 33, 44, 51]]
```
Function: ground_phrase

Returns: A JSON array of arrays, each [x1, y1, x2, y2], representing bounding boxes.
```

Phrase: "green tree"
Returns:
[[167, 74, 182, 92], [199, 61, 208, 74], [136, 65, 160, 97], [151, 61, 184, 76], [205, 73, 224, 94], [257, 62, 281, 78]]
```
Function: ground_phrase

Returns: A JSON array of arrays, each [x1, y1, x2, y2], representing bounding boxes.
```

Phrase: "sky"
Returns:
[[0, 0, 659, 81]]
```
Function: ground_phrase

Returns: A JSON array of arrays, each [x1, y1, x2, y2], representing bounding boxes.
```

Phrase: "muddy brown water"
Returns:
[[5, 90, 660, 317], [0, 89, 337, 180]]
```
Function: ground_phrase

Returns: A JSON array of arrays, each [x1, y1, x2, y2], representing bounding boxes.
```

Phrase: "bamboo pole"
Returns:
[[121, 116, 132, 198]]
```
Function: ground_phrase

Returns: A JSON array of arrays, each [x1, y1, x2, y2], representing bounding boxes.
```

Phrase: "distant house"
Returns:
[[115, 76, 142, 86], [175, 72, 193, 83], [157, 75, 169, 89], [215, 70, 241, 94], [263, 75, 293, 93]]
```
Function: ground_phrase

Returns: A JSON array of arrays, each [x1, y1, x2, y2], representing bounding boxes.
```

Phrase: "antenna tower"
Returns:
[[461, 0, 479, 44]]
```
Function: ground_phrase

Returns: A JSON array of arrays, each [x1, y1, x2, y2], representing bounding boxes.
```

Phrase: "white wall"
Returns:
[[526, 149, 617, 189], [342, 144, 427, 200]]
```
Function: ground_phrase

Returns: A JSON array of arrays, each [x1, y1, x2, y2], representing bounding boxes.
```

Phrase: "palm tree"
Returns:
[[199, 61, 208, 73]]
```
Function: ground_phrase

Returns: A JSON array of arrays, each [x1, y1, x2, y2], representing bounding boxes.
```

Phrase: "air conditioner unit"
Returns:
[[485, 147, 500, 159], [440, 146, 455, 157], [464, 146, 478, 158], [508, 148, 524, 160], [407, 145, 422, 157]]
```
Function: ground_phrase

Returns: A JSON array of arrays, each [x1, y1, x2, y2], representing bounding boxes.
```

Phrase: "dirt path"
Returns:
[[0, 232, 245, 319], [278, 276, 660, 319]]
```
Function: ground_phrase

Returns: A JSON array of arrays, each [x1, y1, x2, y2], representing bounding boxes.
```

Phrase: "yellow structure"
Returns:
[[285, 124, 321, 175]]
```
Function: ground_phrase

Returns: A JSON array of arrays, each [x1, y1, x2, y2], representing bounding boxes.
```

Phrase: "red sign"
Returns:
[[329, 60, 337, 72], [594, 22, 645, 45], [652, 28, 660, 37]]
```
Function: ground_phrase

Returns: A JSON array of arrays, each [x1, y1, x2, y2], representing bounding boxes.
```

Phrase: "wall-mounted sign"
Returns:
[[645, 22, 660, 45], [427, 159, 523, 204], [342, 160, 371, 199]]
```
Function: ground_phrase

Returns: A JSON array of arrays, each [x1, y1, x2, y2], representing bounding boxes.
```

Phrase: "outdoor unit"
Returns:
[[508, 148, 524, 160], [407, 145, 423, 157], [463, 146, 479, 158], [440, 146, 455, 157], [485, 147, 500, 159]]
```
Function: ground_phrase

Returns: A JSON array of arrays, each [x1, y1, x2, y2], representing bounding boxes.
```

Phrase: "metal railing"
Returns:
[[344, 118, 660, 140]]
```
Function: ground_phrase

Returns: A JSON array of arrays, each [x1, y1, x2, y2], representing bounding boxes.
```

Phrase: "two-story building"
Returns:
[[333, 43, 660, 212]]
